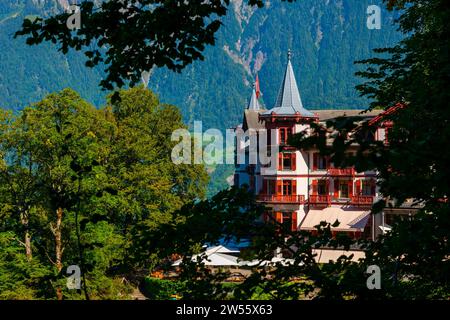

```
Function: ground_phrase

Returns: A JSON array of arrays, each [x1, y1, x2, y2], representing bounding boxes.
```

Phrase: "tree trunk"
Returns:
[[20, 210, 32, 261], [55, 207, 63, 273], [53, 207, 64, 301], [56, 287, 63, 301], [25, 229, 32, 261]]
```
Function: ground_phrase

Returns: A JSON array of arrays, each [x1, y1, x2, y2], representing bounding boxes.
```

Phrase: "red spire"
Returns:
[[255, 73, 261, 99]]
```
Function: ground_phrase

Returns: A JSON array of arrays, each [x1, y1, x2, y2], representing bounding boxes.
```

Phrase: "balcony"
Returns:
[[350, 195, 374, 206], [257, 194, 306, 204], [327, 168, 355, 176], [308, 195, 331, 205]]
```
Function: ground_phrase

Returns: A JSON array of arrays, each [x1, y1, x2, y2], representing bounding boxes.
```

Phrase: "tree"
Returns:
[[14, 0, 296, 91], [99, 86, 209, 269], [1, 88, 120, 299], [0, 87, 209, 299], [350, 0, 450, 298], [0, 110, 42, 261], [0, 231, 50, 300]]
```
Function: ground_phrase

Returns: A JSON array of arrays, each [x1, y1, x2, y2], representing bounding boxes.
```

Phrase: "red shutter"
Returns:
[[262, 179, 267, 194], [371, 179, 376, 196], [279, 128, 284, 144], [291, 153, 296, 171], [312, 180, 318, 195], [348, 180, 353, 197], [355, 180, 361, 195], [291, 212, 298, 232], [325, 179, 330, 194], [334, 179, 339, 198], [275, 212, 282, 223], [276, 180, 282, 195], [313, 153, 318, 170], [292, 180, 297, 195], [278, 153, 283, 170]]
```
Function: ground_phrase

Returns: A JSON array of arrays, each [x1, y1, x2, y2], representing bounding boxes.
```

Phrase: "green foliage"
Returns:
[[1, 0, 447, 301], [139, 186, 261, 259], [0, 232, 51, 300], [143, 277, 186, 300], [143, 277, 272, 300], [0, 86, 208, 299], [351, 0, 450, 298]]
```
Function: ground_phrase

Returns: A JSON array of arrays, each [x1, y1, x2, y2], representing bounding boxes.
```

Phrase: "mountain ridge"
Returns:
[[1, 0, 401, 130], [0, 0, 403, 193]]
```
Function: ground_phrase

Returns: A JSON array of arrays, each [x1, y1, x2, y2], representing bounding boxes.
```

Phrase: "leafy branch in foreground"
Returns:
[[14, 0, 296, 91], [287, 0, 450, 298]]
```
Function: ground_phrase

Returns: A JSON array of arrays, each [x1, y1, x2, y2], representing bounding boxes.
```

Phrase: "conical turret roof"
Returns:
[[263, 51, 314, 117]]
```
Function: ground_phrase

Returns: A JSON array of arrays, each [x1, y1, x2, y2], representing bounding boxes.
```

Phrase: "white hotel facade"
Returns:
[[233, 53, 410, 241]]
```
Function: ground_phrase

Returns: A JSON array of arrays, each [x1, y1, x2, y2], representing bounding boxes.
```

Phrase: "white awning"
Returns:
[[241, 257, 299, 267], [379, 224, 392, 233], [312, 249, 365, 263], [172, 246, 240, 267], [300, 207, 370, 232]]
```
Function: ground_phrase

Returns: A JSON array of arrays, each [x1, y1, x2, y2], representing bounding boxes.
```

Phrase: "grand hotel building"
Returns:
[[233, 52, 414, 243]]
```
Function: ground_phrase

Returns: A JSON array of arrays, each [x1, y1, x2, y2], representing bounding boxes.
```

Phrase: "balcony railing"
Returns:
[[327, 168, 355, 176], [308, 195, 331, 205], [306, 194, 374, 206], [257, 194, 306, 204], [351, 195, 374, 206]]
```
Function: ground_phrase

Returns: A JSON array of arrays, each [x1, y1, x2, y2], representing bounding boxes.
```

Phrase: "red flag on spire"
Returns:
[[255, 74, 261, 99]]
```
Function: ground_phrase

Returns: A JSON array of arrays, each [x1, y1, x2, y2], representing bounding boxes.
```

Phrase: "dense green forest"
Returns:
[[0, 0, 402, 193], [1, 0, 402, 129]]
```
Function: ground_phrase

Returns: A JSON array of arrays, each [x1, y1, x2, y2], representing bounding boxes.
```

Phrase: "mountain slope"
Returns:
[[149, 0, 402, 130], [0, 0, 403, 193], [1, 0, 401, 129]]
